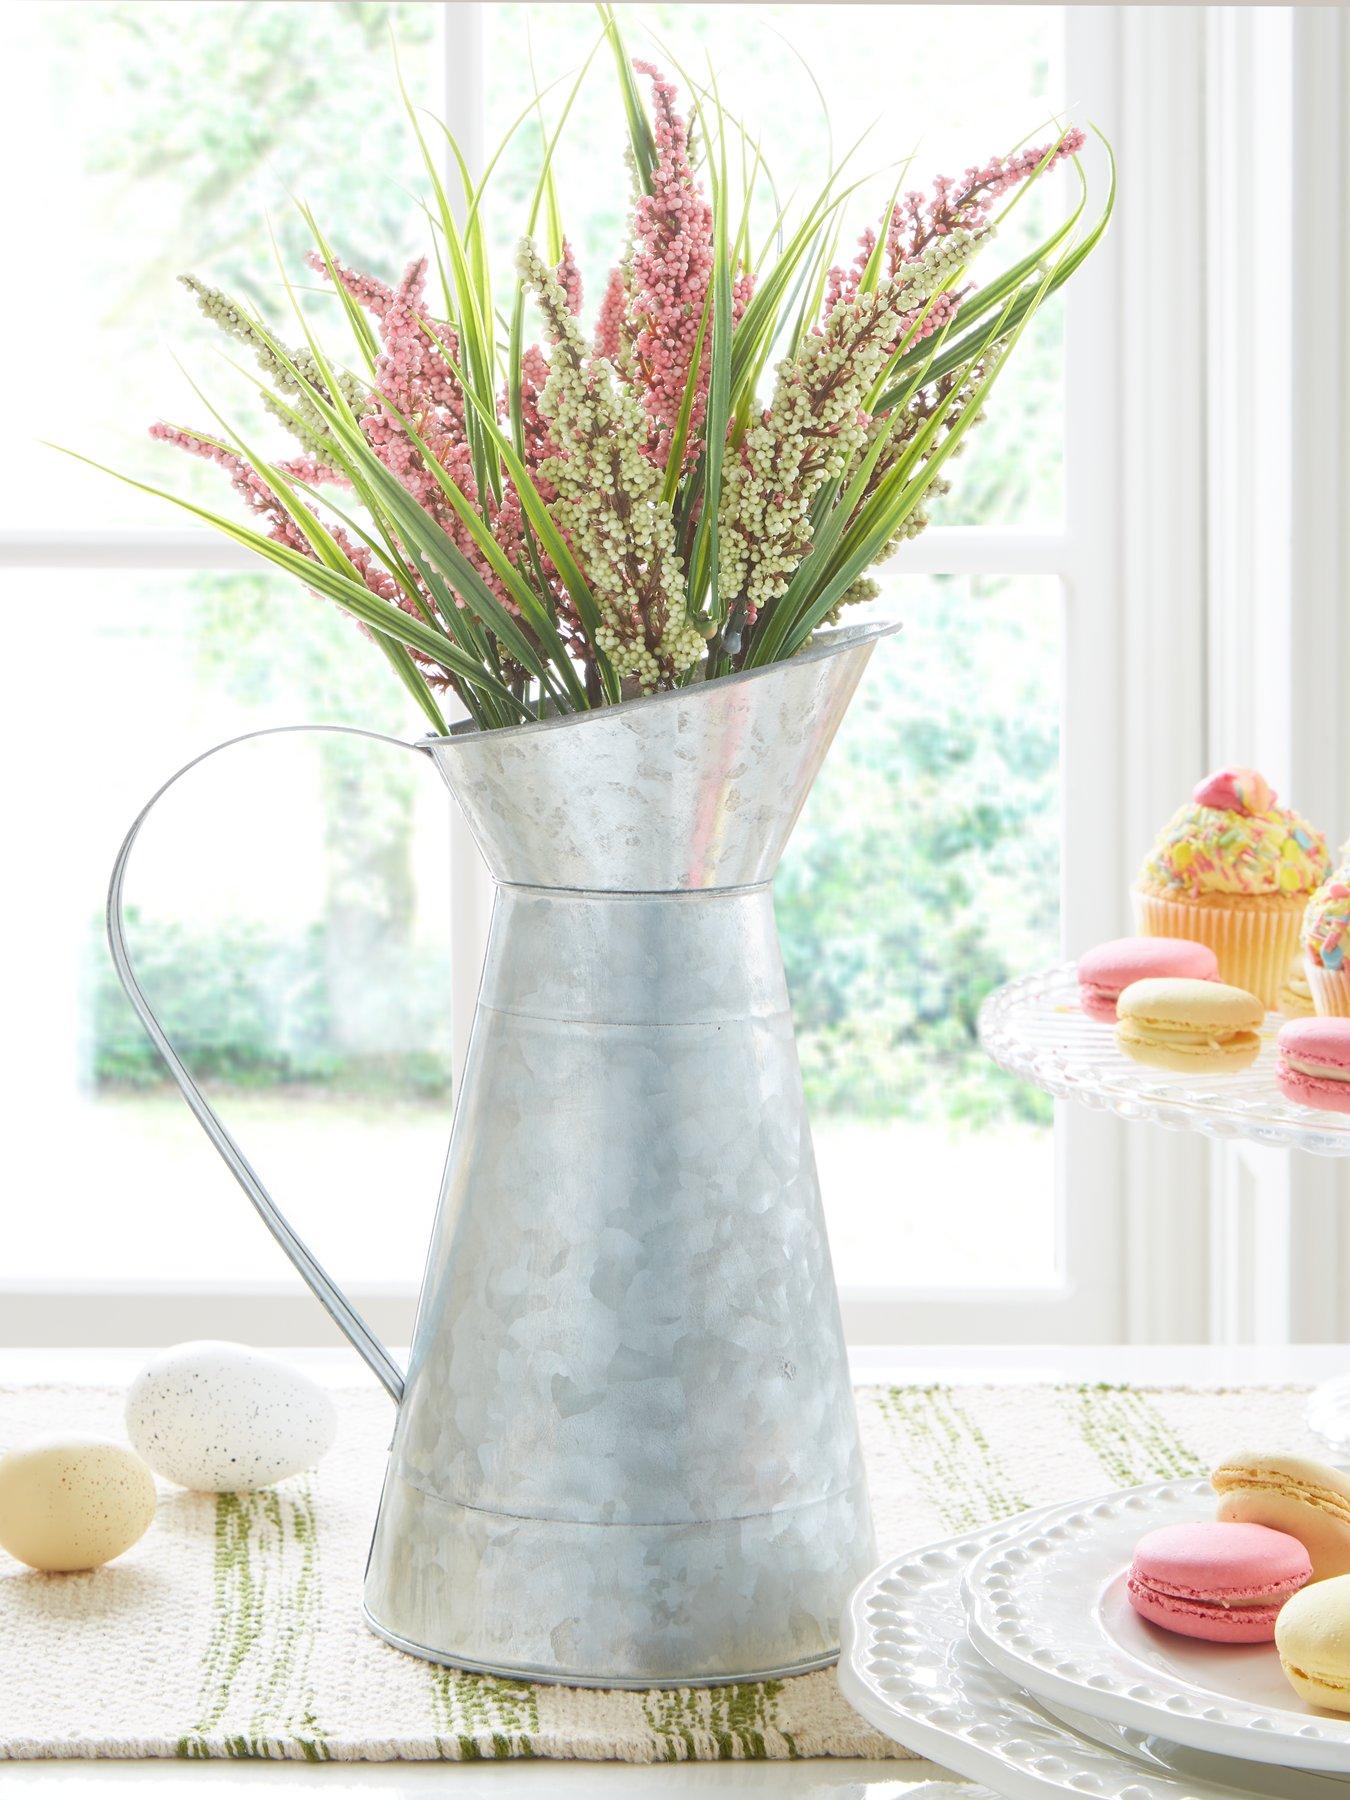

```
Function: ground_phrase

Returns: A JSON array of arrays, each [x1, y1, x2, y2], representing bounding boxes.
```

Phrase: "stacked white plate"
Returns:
[[839, 1475, 1350, 1799]]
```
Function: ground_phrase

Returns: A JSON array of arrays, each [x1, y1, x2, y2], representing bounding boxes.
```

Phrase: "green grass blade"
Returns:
[[436, 119, 494, 347], [394, 411, 589, 708], [598, 3, 655, 194], [782, 263, 1064, 653], [700, 73, 735, 628], [173, 353, 529, 727], [372, 633, 452, 735], [877, 134, 1112, 405], [393, 50, 499, 505], [505, 30, 603, 493], [856, 165, 911, 296], [297, 204, 380, 371], [449, 363, 619, 698], [661, 284, 712, 508], [58, 446, 532, 716]]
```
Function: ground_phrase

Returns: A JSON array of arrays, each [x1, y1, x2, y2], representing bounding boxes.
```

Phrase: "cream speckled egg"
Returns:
[[124, 1341, 337, 1492], [0, 1437, 156, 1571]]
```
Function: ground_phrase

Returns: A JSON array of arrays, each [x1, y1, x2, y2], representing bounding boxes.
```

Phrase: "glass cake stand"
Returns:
[[979, 962, 1350, 1446], [979, 962, 1350, 1155]]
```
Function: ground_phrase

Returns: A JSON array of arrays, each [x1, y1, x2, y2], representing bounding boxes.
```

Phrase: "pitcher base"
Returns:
[[362, 1607, 840, 1689], [362, 1470, 875, 1688]]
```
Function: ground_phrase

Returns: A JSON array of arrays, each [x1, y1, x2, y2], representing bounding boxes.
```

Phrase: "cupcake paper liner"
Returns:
[[1279, 965, 1317, 1017], [1306, 959, 1350, 1019], [1130, 890, 1305, 1011]]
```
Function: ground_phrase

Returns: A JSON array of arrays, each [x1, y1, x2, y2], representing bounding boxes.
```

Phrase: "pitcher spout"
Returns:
[[423, 620, 898, 892]]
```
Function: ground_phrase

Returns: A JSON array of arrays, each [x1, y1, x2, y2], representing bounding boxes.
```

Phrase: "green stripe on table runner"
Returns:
[[178, 1484, 328, 1761], [428, 1669, 539, 1760], [1064, 1384, 1205, 1486], [643, 1680, 798, 1761], [876, 1386, 1031, 1531]]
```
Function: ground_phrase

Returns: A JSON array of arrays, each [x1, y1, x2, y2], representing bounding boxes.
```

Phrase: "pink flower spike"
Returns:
[[627, 59, 716, 464], [595, 266, 627, 362], [555, 240, 583, 316], [304, 249, 396, 320], [886, 126, 1087, 270]]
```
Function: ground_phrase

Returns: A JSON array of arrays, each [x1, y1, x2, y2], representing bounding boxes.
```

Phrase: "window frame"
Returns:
[[1205, 4, 1350, 1350], [0, 0, 1137, 1349]]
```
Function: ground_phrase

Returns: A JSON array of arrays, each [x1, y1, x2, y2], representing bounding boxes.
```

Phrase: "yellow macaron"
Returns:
[[1214, 1452, 1350, 1581], [1276, 1575, 1350, 1712], [1115, 977, 1263, 1073]]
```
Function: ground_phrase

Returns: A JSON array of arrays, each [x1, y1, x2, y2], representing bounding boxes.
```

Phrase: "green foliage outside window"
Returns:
[[778, 579, 1057, 1128]]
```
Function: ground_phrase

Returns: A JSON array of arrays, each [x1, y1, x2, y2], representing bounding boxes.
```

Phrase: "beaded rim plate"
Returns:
[[978, 963, 1350, 1156], [839, 1508, 1350, 1799], [963, 1476, 1350, 1774]]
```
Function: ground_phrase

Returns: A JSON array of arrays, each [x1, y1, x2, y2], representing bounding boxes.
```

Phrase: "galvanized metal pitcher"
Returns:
[[108, 619, 894, 1687]]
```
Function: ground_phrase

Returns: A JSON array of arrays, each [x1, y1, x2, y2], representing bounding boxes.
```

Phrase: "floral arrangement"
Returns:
[[94, 11, 1111, 736]]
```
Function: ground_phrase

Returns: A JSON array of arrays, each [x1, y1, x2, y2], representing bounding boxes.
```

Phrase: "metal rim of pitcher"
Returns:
[[433, 617, 902, 746]]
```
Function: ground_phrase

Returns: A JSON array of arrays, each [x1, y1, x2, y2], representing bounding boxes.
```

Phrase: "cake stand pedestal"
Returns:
[[979, 962, 1350, 1445]]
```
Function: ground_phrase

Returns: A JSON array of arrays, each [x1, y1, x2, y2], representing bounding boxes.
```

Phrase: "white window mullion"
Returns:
[[1097, 5, 1212, 1343], [1283, 4, 1350, 1344], [1200, 5, 1350, 1348], [438, 0, 495, 1095], [0, 531, 252, 569], [443, 2, 485, 174], [1203, 4, 1295, 1347], [0, 527, 1068, 575], [1051, 4, 1133, 1346]]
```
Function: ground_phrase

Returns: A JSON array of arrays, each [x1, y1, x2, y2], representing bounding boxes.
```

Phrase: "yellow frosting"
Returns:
[[1138, 783, 1328, 900]]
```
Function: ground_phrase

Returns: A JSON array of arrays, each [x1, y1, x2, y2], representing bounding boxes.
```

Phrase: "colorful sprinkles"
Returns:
[[1304, 880, 1350, 970], [1138, 768, 1329, 900]]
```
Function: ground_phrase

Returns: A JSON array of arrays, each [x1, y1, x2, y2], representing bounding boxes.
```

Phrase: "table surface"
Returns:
[[4, 1343, 1343, 1797]]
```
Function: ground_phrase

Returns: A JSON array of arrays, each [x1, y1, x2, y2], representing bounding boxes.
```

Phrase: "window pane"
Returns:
[[3, 573, 451, 1290], [778, 576, 1061, 1288], [1, 2, 1071, 1310], [8, 571, 1058, 1295], [484, 2, 1067, 527], [0, 1, 440, 529]]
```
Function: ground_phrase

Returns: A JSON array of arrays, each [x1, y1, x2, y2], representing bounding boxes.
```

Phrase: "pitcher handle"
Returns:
[[107, 723, 438, 1406]]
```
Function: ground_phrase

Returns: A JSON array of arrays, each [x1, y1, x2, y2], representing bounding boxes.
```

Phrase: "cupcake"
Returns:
[[1279, 960, 1317, 1017], [1132, 767, 1329, 1010], [1303, 878, 1350, 1016]]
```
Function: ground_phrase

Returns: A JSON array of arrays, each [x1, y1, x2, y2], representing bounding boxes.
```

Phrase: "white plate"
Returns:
[[962, 1476, 1350, 1774], [1046, 1699, 1350, 1798], [839, 1510, 1350, 1800]]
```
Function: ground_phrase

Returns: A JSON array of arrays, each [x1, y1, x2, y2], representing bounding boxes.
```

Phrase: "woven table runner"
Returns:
[[0, 1379, 1320, 1762]]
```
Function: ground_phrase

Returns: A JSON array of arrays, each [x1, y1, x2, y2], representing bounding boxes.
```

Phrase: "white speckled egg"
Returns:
[[124, 1341, 337, 1492], [0, 1437, 156, 1571]]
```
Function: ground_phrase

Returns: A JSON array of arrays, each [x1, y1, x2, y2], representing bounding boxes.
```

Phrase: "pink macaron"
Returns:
[[1277, 1017, 1350, 1113], [1127, 1521, 1312, 1643], [1078, 936, 1221, 1022]]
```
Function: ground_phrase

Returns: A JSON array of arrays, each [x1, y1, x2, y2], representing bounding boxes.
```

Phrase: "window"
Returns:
[[0, 2, 1127, 1346], [787, 576, 1061, 1293]]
